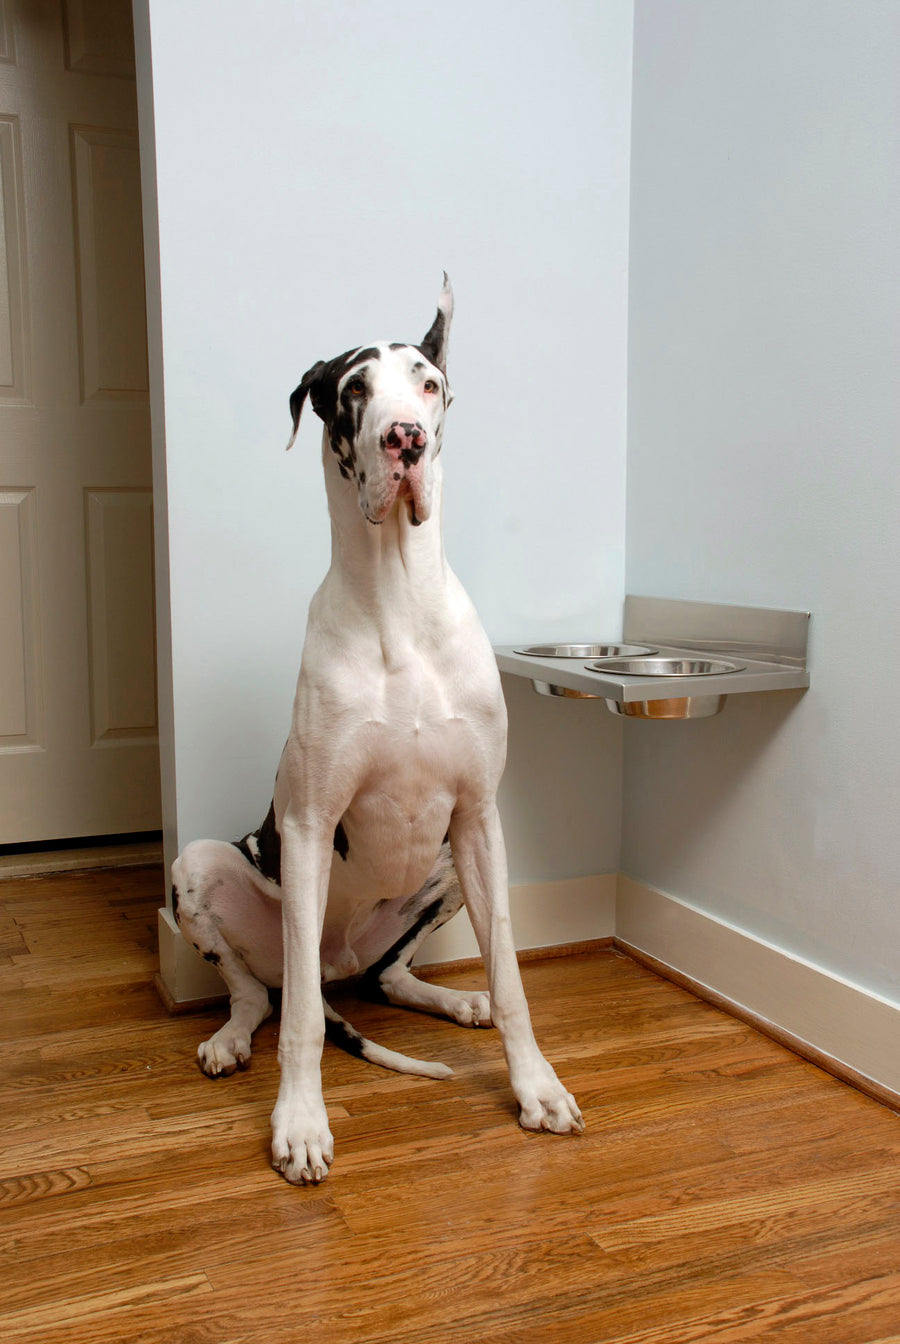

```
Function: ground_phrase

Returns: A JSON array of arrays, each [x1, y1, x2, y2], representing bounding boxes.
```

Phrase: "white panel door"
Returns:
[[0, 0, 159, 843]]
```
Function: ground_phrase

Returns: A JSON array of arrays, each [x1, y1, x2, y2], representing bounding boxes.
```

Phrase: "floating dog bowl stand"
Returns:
[[497, 598, 810, 721]]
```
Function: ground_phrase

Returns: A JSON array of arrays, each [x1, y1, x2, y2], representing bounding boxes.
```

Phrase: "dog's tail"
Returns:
[[323, 1000, 452, 1080]]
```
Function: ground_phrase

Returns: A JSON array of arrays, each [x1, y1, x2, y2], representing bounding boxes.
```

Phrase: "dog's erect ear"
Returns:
[[419, 272, 453, 374], [286, 360, 326, 450]]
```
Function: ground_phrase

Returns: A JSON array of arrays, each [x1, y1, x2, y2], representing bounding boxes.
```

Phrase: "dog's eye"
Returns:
[[423, 379, 438, 394], [347, 378, 366, 396]]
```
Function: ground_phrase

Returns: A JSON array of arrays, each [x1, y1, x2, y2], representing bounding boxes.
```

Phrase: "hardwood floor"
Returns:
[[3, 866, 900, 1343]]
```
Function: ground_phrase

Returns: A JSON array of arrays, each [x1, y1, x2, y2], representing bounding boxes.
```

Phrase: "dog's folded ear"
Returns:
[[286, 360, 327, 450], [419, 272, 453, 375]]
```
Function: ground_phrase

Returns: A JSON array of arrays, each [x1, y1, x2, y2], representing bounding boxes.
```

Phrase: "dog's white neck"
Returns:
[[320, 437, 452, 652]]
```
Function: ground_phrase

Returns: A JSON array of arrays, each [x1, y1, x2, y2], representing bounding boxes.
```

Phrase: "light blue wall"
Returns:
[[624, 1, 900, 997], [141, 0, 900, 993], [138, 0, 633, 881]]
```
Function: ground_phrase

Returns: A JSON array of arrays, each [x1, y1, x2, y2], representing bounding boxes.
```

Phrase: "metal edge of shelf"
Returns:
[[494, 647, 810, 704]]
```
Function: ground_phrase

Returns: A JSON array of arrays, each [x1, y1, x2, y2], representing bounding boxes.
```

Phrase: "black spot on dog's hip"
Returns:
[[333, 820, 350, 861]]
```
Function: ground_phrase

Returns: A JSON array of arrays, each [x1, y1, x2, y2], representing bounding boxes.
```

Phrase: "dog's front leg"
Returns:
[[270, 811, 334, 1184], [450, 803, 584, 1135]]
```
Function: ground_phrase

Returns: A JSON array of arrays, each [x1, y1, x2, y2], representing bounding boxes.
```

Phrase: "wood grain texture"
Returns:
[[619, 937, 900, 1112], [2, 866, 900, 1342]]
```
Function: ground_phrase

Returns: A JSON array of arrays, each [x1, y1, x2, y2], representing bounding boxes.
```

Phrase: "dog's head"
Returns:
[[287, 276, 454, 527]]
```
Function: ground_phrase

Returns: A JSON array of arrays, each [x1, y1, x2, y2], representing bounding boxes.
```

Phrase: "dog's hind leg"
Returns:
[[358, 845, 492, 1028], [172, 839, 281, 1076]]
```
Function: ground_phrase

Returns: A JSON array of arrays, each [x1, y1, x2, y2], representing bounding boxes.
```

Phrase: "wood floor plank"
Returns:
[[590, 1166, 900, 1256], [0, 1165, 93, 1206], [0, 1273, 213, 1344], [211, 1232, 612, 1339], [602, 1270, 900, 1344]]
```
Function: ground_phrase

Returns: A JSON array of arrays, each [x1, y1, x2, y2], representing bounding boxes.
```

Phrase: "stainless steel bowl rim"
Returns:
[[585, 657, 745, 677], [515, 642, 657, 658]]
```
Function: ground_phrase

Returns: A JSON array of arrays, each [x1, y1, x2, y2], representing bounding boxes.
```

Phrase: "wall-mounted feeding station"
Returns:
[[494, 596, 810, 720]]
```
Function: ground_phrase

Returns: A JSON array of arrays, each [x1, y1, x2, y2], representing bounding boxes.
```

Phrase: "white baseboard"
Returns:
[[156, 873, 617, 1006], [616, 875, 900, 1105], [413, 872, 617, 966]]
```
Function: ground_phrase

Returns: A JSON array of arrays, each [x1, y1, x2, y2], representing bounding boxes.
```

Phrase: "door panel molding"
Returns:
[[0, 2, 14, 65], [0, 486, 43, 752], [71, 124, 148, 402], [84, 486, 157, 745], [63, 0, 136, 78], [0, 115, 32, 404]]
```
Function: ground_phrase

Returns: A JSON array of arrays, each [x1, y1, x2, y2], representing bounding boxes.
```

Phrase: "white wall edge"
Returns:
[[616, 874, 900, 1099], [133, 0, 179, 884]]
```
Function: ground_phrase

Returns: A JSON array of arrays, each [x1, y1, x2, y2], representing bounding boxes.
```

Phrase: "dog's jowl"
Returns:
[[172, 278, 584, 1184]]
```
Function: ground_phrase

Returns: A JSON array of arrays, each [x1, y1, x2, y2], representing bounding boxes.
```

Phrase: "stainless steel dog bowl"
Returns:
[[605, 694, 728, 719], [532, 655, 745, 714], [585, 657, 745, 677], [592, 657, 744, 718], [531, 680, 604, 699], [516, 643, 656, 659], [525, 645, 658, 696]]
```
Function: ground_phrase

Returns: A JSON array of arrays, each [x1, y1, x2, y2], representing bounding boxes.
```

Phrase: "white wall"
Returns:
[[624, 2, 900, 1000], [136, 1, 633, 882]]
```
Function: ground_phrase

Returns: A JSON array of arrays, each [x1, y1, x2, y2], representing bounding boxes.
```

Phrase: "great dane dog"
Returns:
[[172, 278, 583, 1183]]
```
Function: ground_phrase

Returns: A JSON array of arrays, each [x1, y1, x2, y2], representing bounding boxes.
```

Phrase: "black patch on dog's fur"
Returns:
[[333, 820, 349, 862], [359, 895, 445, 1002], [417, 315, 447, 373], [233, 835, 256, 866], [324, 1012, 366, 1058], [203, 950, 221, 966], [233, 798, 282, 886], [256, 800, 282, 884], [289, 346, 382, 443], [231, 804, 348, 884], [419, 280, 451, 373], [330, 369, 371, 477]]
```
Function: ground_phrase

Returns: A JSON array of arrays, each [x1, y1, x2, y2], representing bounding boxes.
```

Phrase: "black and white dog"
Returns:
[[172, 278, 583, 1183]]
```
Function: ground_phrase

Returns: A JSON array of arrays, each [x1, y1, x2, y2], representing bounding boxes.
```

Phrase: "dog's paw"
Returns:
[[450, 989, 492, 1028], [197, 1027, 252, 1077], [271, 1097, 334, 1185], [513, 1057, 584, 1135]]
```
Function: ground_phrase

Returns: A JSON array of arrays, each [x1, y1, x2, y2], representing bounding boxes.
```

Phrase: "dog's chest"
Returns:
[[336, 710, 465, 895], [329, 658, 498, 899]]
